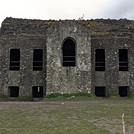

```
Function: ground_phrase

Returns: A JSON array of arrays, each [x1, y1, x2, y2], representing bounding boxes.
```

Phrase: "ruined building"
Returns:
[[0, 17, 134, 98]]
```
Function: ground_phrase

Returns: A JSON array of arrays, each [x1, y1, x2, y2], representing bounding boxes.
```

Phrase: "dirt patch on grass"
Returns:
[[90, 118, 122, 134], [90, 117, 134, 134]]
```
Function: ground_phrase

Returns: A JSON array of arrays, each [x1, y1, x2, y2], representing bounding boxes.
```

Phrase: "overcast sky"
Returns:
[[0, 0, 134, 25]]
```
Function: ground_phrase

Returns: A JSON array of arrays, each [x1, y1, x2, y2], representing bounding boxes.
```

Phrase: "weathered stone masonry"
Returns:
[[0, 17, 134, 98]]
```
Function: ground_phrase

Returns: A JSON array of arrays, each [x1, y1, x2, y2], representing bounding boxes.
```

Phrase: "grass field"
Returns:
[[0, 98, 134, 134]]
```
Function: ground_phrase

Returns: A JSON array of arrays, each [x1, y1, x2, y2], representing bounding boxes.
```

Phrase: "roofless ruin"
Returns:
[[0, 17, 134, 98]]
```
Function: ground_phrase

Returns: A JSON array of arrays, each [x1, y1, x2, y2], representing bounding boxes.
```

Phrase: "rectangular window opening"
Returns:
[[8, 86, 19, 97], [32, 86, 43, 98], [95, 87, 106, 97], [33, 49, 43, 70], [95, 49, 105, 71], [119, 49, 128, 71], [10, 49, 20, 70], [119, 86, 129, 97]]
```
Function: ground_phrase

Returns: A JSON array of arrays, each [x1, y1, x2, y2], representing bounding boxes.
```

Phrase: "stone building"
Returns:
[[0, 17, 134, 98]]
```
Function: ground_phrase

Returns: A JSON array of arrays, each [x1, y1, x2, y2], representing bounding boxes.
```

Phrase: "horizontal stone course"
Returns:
[[1, 17, 134, 37]]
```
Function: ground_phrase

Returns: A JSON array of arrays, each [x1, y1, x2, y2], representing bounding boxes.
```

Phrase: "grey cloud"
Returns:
[[96, 0, 134, 19]]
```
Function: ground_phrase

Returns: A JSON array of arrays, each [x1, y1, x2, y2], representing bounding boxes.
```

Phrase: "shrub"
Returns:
[[45, 92, 95, 99], [0, 93, 8, 99], [107, 91, 120, 98]]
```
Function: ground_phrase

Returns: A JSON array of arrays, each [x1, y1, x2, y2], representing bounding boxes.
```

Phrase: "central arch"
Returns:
[[62, 38, 76, 66]]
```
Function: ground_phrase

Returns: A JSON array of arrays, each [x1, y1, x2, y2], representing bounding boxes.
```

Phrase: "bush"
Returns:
[[45, 92, 95, 99], [0, 93, 8, 99], [107, 92, 120, 98]]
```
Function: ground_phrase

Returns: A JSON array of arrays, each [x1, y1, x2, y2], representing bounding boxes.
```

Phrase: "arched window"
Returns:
[[62, 38, 76, 66]]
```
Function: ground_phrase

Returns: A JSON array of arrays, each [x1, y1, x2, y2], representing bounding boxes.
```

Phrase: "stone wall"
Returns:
[[1, 17, 57, 35], [0, 34, 46, 96], [80, 19, 134, 36], [46, 21, 91, 94], [0, 17, 134, 97], [91, 36, 134, 95], [2, 17, 134, 36]]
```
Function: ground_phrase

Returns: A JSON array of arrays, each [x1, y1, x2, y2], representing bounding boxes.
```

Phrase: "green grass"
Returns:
[[0, 95, 33, 102], [44, 92, 96, 99], [0, 98, 134, 134]]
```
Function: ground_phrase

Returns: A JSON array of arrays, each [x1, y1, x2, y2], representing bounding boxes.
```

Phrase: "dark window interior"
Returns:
[[119, 86, 128, 97], [95, 87, 106, 97], [63, 39, 76, 66], [10, 49, 20, 70], [95, 49, 105, 71], [9, 86, 19, 97], [119, 49, 128, 71], [32, 86, 43, 98], [33, 49, 43, 70]]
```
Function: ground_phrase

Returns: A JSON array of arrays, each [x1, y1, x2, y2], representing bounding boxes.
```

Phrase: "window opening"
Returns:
[[9, 86, 19, 97], [32, 86, 43, 98], [95, 49, 105, 71], [119, 49, 128, 71], [119, 86, 129, 97], [33, 49, 43, 70], [10, 49, 20, 70], [62, 39, 76, 66], [95, 87, 106, 97]]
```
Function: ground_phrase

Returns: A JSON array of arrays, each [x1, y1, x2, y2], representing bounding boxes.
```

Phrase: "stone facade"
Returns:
[[91, 36, 134, 96], [46, 21, 91, 94], [0, 17, 134, 98]]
